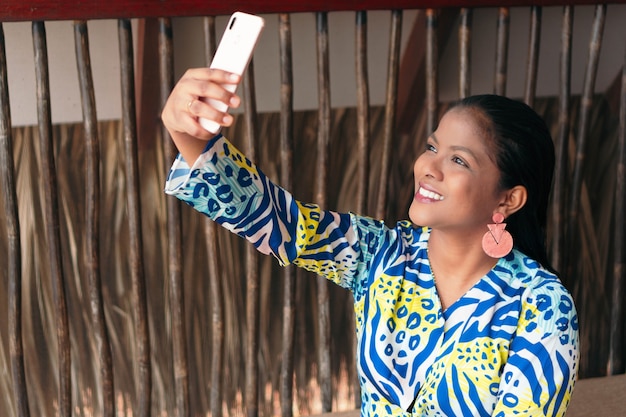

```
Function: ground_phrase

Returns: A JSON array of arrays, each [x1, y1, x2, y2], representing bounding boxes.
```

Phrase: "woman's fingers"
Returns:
[[188, 98, 235, 126], [162, 68, 241, 138], [185, 67, 240, 84], [183, 68, 241, 108]]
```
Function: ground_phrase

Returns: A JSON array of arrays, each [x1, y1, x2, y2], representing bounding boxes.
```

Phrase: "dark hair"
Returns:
[[452, 94, 556, 274]]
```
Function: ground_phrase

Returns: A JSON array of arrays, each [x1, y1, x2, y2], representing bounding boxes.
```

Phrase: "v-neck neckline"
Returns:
[[424, 234, 504, 318]]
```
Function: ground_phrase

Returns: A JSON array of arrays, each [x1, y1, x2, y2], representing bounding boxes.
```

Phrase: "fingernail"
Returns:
[[229, 73, 240, 82]]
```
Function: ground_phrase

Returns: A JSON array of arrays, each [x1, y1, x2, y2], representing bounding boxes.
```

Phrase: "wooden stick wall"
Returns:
[[0, 3, 625, 417]]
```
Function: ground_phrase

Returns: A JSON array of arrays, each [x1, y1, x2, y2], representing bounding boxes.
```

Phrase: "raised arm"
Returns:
[[161, 67, 389, 293], [164, 133, 379, 292]]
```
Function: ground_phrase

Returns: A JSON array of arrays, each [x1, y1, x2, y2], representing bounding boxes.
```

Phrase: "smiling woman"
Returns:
[[1, 2, 624, 417], [162, 60, 578, 416]]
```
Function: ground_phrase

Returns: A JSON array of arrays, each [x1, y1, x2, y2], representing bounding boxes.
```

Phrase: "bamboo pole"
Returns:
[[607, 40, 626, 376], [74, 20, 115, 417], [278, 12, 297, 417], [494, 7, 509, 96], [566, 5, 606, 282], [204, 215, 224, 417], [551, 5, 573, 276], [202, 16, 226, 417], [118, 18, 152, 417], [426, 9, 439, 135], [458, 8, 472, 99], [375, 10, 402, 221], [241, 55, 261, 417], [524, 6, 542, 107], [32, 20, 71, 417], [356, 10, 370, 214], [0, 22, 30, 417], [158, 16, 190, 417], [315, 11, 332, 413]]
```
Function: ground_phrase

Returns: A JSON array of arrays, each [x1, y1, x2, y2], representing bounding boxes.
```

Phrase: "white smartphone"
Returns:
[[200, 11, 265, 133]]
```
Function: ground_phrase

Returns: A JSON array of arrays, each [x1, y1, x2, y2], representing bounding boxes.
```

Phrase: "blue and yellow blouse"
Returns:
[[165, 134, 579, 416]]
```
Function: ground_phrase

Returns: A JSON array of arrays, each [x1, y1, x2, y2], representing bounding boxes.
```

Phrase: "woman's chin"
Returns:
[[408, 204, 427, 226]]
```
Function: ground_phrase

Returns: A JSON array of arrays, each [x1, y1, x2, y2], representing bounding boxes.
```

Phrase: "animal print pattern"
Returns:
[[165, 134, 579, 416]]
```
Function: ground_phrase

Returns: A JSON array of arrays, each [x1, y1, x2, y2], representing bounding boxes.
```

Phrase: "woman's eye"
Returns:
[[425, 143, 436, 153], [452, 156, 468, 167]]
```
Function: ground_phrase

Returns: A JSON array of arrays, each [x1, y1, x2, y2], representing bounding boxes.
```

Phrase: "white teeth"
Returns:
[[418, 187, 444, 201]]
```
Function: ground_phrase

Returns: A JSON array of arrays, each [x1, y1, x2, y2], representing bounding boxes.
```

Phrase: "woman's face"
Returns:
[[409, 108, 507, 235]]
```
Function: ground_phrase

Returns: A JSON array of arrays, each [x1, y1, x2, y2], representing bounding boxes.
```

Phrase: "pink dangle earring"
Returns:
[[482, 212, 513, 258]]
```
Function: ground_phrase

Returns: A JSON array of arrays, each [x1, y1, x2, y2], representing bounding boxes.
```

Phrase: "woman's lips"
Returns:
[[416, 186, 444, 201]]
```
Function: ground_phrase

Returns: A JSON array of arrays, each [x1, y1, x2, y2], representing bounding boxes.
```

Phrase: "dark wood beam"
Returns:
[[1, 0, 623, 22], [135, 18, 160, 149], [605, 67, 624, 117], [396, 8, 459, 136]]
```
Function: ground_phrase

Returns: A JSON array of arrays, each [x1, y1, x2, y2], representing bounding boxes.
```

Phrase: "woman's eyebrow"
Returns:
[[431, 132, 481, 163], [451, 145, 480, 162]]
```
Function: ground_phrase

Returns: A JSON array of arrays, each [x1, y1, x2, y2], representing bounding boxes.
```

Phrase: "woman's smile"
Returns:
[[416, 185, 444, 202]]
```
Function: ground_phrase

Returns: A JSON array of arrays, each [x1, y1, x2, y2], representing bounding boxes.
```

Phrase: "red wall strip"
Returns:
[[0, 0, 619, 22]]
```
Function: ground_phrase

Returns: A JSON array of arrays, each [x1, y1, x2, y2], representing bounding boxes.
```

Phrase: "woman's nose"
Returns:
[[415, 154, 442, 180]]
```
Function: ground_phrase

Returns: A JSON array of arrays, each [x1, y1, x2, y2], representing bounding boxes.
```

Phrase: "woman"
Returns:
[[162, 68, 579, 416]]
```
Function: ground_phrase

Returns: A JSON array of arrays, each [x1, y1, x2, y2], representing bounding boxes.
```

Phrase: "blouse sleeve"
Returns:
[[164, 134, 383, 292], [491, 278, 579, 416]]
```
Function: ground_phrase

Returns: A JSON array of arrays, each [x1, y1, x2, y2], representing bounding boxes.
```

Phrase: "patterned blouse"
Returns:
[[165, 134, 579, 416]]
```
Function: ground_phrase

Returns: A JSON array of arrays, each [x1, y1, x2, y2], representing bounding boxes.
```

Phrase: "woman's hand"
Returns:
[[161, 68, 241, 164]]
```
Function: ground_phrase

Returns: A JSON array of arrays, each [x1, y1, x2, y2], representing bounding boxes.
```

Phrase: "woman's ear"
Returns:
[[499, 185, 527, 217]]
